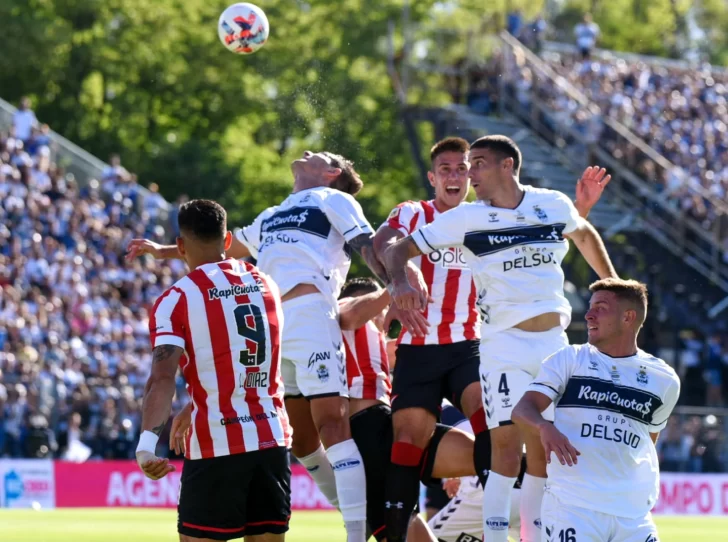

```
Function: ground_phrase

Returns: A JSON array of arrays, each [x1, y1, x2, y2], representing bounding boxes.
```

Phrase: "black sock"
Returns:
[[470, 407, 491, 487], [385, 442, 424, 542]]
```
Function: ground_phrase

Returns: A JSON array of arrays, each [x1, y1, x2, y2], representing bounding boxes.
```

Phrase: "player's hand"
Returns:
[[391, 280, 427, 312], [384, 304, 430, 337], [136, 450, 176, 480], [126, 239, 166, 261], [575, 166, 611, 218], [539, 422, 581, 467], [406, 263, 433, 304], [443, 478, 461, 499], [170, 403, 193, 456]]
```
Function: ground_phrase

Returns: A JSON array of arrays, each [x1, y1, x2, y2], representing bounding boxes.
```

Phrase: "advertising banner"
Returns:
[[0, 460, 55, 509], [653, 473, 728, 515]]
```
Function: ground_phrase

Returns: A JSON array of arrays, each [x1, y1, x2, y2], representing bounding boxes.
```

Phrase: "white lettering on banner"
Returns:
[[653, 473, 728, 515], [106, 471, 181, 507]]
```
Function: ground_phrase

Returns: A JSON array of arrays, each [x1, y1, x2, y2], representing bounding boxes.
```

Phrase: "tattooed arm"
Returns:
[[347, 233, 392, 286], [141, 345, 184, 438]]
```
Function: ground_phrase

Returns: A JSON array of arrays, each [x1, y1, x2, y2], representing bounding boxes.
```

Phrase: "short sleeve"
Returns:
[[385, 202, 418, 237], [557, 192, 581, 234], [527, 346, 578, 402], [411, 206, 467, 254], [650, 377, 681, 432], [322, 191, 374, 242], [150, 287, 187, 350], [235, 209, 269, 258]]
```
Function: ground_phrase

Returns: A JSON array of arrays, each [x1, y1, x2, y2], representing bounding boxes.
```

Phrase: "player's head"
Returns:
[[428, 137, 471, 211], [292, 150, 364, 196], [340, 277, 386, 331], [176, 199, 232, 266], [468, 135, 522, 200], [586, 278, 648, 347]]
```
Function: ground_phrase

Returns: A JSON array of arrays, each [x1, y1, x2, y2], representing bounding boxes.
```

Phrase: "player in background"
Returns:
[[513, 279, 680, 542], [135, 199, 291, 542], [374, 136, 611, 541], [383, 135, 617, 542], [128, 151, 428, 542]]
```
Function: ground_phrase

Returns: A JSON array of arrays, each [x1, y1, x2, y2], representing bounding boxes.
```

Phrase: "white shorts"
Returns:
[[280, 294, 348, 399], [428, 477, 520, 542], [480, 327, 567, 427], [542, 491, 660, 542]]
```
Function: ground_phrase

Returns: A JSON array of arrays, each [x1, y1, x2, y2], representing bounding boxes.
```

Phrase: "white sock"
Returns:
[[520, 474, 546, 542], [482, 472, 517, 542], [326, 438, 367, 541], [298, 444, 339, 508]]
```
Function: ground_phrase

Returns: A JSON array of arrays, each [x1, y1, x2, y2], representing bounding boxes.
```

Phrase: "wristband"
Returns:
[[136, 430, 160, 455]]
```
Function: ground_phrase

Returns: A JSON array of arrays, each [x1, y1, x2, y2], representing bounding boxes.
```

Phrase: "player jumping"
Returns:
[[128, 151, 422, 542], [135, 199, 291, 542], [383, 135, 618, 542], [513, 278, 680, 542], [375, 136, 611, 541]]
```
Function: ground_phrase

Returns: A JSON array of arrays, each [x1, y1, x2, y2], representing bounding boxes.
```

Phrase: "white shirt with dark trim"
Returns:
[[235, 187, 373, 303], [529, 343, 681, 518], [410, 186, 580, 337]]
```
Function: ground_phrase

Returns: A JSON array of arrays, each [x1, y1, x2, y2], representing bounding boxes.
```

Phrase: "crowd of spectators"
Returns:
[[0, 97, 186, 461]]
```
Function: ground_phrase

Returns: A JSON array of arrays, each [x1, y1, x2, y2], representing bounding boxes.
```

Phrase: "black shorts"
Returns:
[[392, 340, 480, 416], [350, 404, 452, 542], [178, 447, 291, 540]]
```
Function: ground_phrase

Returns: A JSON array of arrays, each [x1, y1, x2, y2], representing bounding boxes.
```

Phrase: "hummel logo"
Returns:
[[385, 501, 404, 509]]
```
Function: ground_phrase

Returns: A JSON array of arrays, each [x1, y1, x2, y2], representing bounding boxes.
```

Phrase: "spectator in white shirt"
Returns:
[[12, 97, 38, 143], [574, 13, 600, 60]]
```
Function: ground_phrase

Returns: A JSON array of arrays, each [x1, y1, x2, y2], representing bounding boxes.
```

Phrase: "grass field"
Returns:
[[0, 509, 724, 541]]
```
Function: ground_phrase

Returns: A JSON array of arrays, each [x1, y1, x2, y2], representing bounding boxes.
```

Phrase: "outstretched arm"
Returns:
[[382, 236, 427, 311], [574, 166, 611, 219], [565, 217, 618, 279], [136, 344, 183, 479], [339, 287, 392, 331], [348, 233, 391, 287]]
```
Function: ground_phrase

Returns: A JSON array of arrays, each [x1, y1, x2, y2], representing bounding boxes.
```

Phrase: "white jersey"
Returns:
[[529, 344, 681, 518], [410, 186, 581, 337], [385, 200, 479, 345], [236, 187, 373, 304]]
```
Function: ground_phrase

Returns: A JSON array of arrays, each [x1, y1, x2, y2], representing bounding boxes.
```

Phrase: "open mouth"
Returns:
[[587, 326, 597, 332], [445, 185, 461, 195]]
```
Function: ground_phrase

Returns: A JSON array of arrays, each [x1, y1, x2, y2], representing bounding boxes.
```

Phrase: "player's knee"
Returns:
[[316, 414, 351, 446], [290, 430, 321, 459], [489, 433, 522, 476], [392, 409, 435, 448]]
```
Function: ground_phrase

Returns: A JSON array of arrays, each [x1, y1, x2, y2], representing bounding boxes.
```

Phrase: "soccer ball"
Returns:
[[218, 3, 269, 55]]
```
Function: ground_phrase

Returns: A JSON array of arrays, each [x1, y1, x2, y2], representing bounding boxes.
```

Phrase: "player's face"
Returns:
[[469, 148, 508, 200], [585, 290, 624, 346], [291, 151, 340, 182], [428, 151, 470, 210]]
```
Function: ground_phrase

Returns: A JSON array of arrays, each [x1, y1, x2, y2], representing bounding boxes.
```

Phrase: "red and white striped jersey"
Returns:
[[385, 200, 479, 345], [149, 258, 291, 460], [342, 321, 392, 404]]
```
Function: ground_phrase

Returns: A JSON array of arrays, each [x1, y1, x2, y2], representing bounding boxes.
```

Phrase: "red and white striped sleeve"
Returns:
[[385, 201, 420, 237], [149, 286, 187, 350]]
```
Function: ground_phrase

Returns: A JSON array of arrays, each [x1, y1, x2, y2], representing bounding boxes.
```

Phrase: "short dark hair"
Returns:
[[327, 152, 364, 196], [430, 137, 470, 166], [340, 277, 380, 299], [589, 278, 648, 327], [177, 199, 227, 242], [470, 135, 522, 175]]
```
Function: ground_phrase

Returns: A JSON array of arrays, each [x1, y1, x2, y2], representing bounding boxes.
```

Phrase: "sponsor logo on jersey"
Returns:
[[610, 365, 621, 383], [637, 366, 649, 386], [488, 212, 499, 223], [589, 360, 599, 371], [260, 206, 332, 239], [485, 517, 509, 531], [332, 458, 361, 471], [316, 364, 330, 383], [220, 411, 272, 425], [207, 283, 260, 300], [516, 210, 526, 222], [580, 422, 642, 448], [533, 205, 548, 222], [308, 351, 331, 369], [463, 224, 566, 257], [427, 246, 468, 269], [558, 376, 664, 424], [503, 251, 556, 272]]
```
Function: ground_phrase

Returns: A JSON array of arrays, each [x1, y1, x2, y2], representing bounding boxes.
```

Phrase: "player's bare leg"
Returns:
[[286, 396, 339, 508], [430, 427, 475, 479], [483, 424, 522, 542], [520, 424, 547, 542], [311, 395, 367, 542], [245, 534, 285, 541], [385, 407, 436, 541], [406, 515, 438, 542]]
